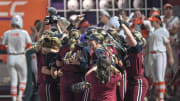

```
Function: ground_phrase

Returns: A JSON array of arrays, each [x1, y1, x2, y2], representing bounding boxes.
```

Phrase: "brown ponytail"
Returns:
[[96, 55, 111, 84]]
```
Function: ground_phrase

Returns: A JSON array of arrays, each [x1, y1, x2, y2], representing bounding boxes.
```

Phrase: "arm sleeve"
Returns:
[[163, 30, 170, 44], [25, 31, 32, 44]]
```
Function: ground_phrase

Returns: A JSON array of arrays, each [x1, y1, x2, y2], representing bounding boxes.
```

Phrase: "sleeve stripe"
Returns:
[[26, 43, 32, 49]]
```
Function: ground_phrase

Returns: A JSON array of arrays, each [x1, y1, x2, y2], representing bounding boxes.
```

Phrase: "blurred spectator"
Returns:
[[161, 3, 180, 71], [118, 9, 128, 22], [99, 9, 111, 30], [79, 20, 90, 42], [31, 20, 42, 42], [161, 3, 180, 98]]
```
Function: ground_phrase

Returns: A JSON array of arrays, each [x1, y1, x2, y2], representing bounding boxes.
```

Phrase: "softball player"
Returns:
[[36, 51, 47, 101], [85, 55, 121, 101], [1, 15, 32, 101], [148, 14, 174, 101], [99, 9, 111, 31], [57, 30, 84, 101]]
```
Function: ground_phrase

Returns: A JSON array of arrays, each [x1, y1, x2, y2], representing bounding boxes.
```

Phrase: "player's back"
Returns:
[[124, 44, 144, 78], [4, 29, 30, 54], [86, 68, 121, 101]]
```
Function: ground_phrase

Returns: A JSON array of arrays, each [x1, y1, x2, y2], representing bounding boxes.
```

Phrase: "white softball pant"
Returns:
[[148, 51, 167, 100], [7, 54, 27, 98]]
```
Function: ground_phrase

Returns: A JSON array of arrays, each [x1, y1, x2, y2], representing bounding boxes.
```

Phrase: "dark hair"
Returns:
[[34, 20, 41, 26], [34, 20, 42, 32], [11, 24, 20, 29], [96, 55, 111, 84]]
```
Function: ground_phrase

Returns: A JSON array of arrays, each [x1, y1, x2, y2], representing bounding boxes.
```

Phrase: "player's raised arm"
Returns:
[[121, 23, 137, 47]]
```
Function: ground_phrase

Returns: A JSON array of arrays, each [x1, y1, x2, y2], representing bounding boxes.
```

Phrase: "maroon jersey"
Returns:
[[124, 44, 144, 78], [59, 45, 84, 101], [36, 52, 46, 84], [85, 67, 121, 101], [124, 44, 148, 101], [58, 45, 82, 73]]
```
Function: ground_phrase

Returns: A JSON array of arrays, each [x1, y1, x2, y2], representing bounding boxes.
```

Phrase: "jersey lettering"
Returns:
[[10, 33, 19, 37]]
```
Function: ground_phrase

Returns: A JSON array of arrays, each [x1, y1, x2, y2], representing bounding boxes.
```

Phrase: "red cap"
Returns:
[[79, 21, 90, 27], [164, 3, 173, 9], [148, 15, 161, 23], [151, 11, 161, 16]]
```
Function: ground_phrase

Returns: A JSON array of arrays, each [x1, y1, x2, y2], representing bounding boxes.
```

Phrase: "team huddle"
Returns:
[[0, 3, 180, 101]]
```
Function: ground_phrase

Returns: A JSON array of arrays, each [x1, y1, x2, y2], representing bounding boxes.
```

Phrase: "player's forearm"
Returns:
[[57, 21, 67, 34], [122, 24, 137, 47], [166, 42, 173, 59], [51, 67, 57, 79], [41, 66, 51, 75], [56, 23, 63, 34]]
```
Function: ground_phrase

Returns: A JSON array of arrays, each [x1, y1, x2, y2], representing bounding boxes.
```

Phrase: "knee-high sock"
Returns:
[[11, 86, 17, 101], [18, 82, 26, 98], [154, 81, 166, 101]]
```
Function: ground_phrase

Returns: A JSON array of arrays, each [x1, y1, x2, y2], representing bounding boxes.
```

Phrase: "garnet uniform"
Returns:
[[44, 52, 60, 101], [124, 43, 148, 101], [58, 45, 84, 101], [85, 66, 122, 101], [36, 52, 46, 101], [91, 45, 125, 101]]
